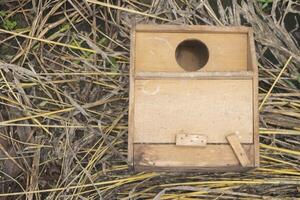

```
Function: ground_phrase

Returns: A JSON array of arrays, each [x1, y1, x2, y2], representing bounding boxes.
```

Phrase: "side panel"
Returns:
[[248, 30, 260, 167], [128, 25, 136, 164]]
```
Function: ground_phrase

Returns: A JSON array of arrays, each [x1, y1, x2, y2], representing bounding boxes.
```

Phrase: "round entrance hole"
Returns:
[[175, 39, 209, 71]]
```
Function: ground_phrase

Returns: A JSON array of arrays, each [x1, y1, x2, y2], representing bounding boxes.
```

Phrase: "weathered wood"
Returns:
[[129, 25, 259, 171], [135, 32, 248, 72], [176, 133, 207, 146], [135, 71, 253, 79], [135, 24, 250, 33], [248, 30, 260, 167], [127, 23, 136, 165], [226, 134, 251, 167], [134, 79, 253, 144], [134, 165, 254, 172], [134, 144, 254, 168]]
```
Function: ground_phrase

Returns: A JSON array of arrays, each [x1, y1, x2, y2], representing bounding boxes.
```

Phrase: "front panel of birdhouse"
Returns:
[[128, 25, 259, 171]]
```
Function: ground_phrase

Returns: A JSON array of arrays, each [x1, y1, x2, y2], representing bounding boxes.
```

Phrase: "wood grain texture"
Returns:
[[134, 79, 253, 144], [129, 25, 259, 171], [127, 23, 136, 164], [135, 71, 253, 79], [134, 165, 254, 172], [248, 30, 260, 167], [226, 134, 250, 167], [134, 144, 255, 167], [135, 24, 250, 33], [135, 32, 248, 72], [176, 133, 207, 146]]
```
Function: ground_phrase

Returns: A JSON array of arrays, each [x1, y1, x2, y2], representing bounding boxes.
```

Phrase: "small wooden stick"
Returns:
[[226, 134, 250, 167]]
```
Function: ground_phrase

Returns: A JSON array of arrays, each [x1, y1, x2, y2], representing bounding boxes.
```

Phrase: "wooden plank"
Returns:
[[135, 24, 250, 33], [226, 134, 251, 167], [176, 133, 207, 146], [134, 79, 253, 144], [134, 165, 254, 172], [248, 29, 260, 167], [127, 23, 136, 164], [135, 71, 253, 79], [134, 144, 254, 167], [135, 32, 248, 72]]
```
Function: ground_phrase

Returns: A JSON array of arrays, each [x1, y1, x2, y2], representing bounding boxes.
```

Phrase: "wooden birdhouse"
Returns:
[[128, 25, 259, 171]]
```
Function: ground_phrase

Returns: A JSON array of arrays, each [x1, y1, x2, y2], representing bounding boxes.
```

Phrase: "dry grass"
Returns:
[[0, 0, 299, 199]]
